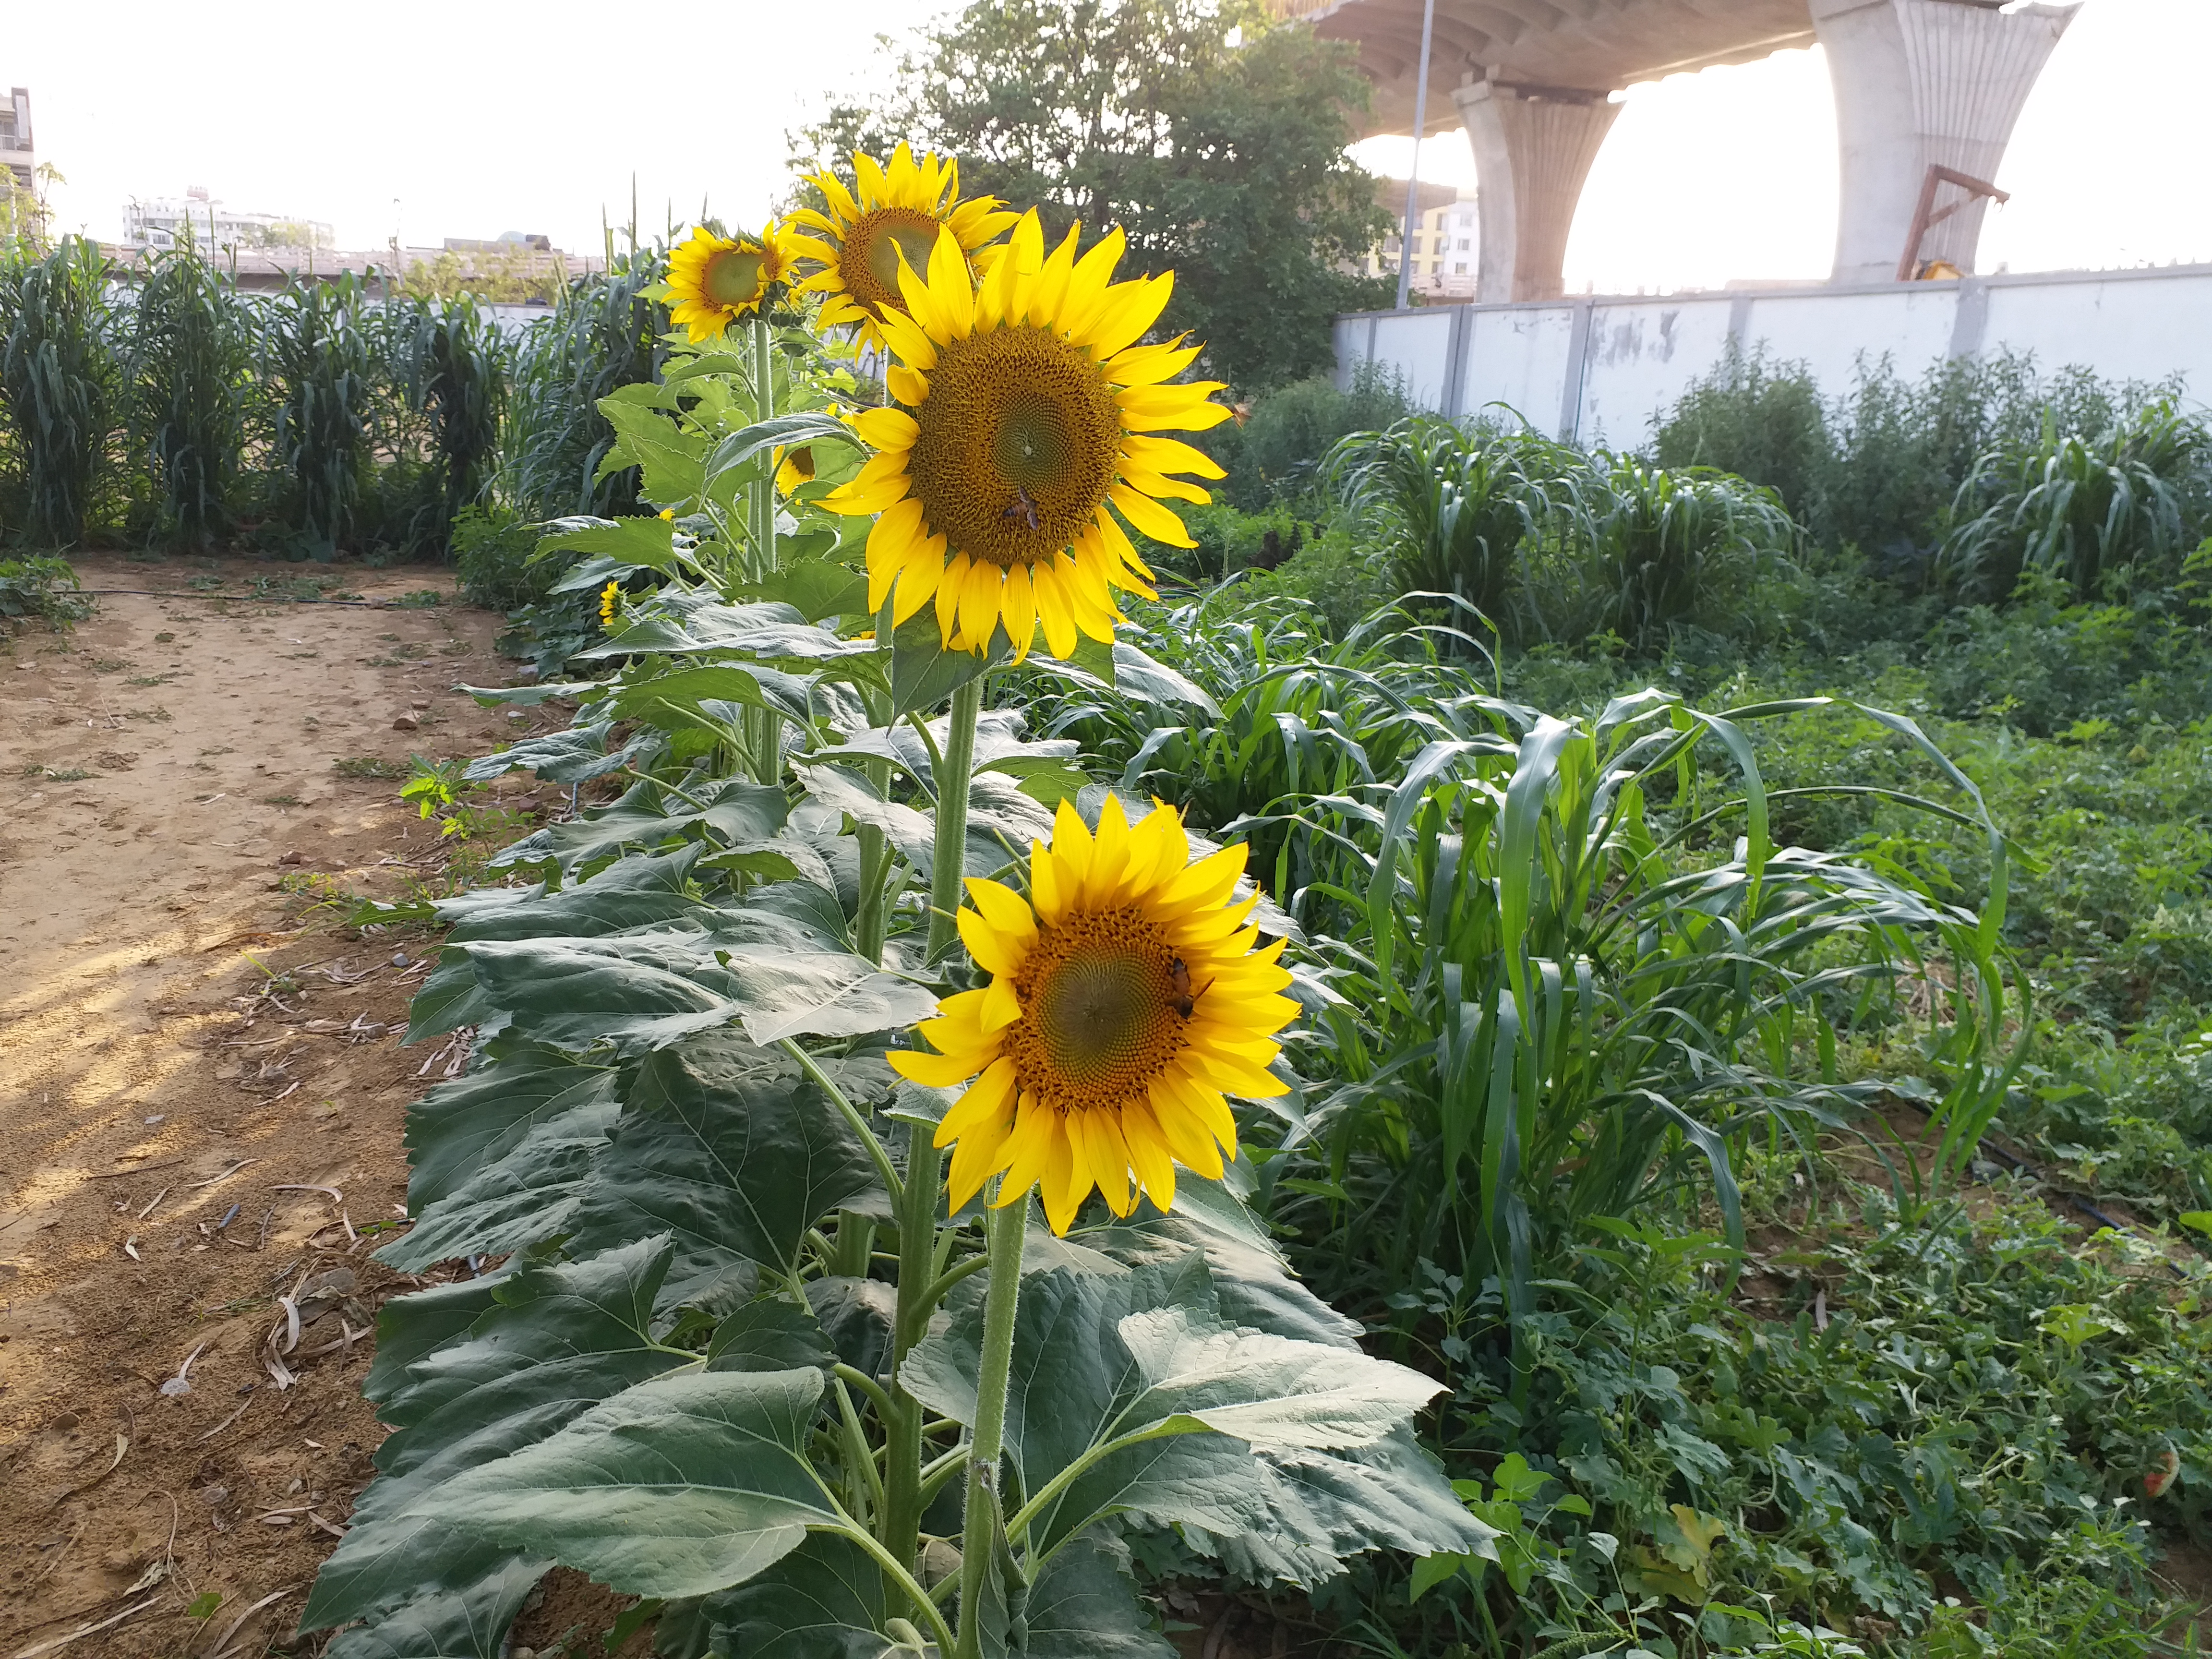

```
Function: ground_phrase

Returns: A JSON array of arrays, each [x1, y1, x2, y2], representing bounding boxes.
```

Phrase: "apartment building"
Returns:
[[123, 186, 334, 253], [1359, 178, 1479, 301], [2, 88, 33, 190]]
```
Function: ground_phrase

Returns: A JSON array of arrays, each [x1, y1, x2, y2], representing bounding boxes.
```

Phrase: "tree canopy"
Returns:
[[792, 0, 1392, 395]]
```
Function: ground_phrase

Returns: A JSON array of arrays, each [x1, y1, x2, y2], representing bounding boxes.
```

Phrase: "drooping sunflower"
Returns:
[[822, 212, 1229, 661], [890, 796, 1297, 1236], [665, 220, 800, 343], [789, 144, 1016, 349]]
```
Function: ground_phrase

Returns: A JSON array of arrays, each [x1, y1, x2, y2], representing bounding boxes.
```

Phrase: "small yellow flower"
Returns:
[[890, 797, 1296, 1235], [658, 507, 675, 521], [665, 220, 800, 343], [599, 580, 621, 630]]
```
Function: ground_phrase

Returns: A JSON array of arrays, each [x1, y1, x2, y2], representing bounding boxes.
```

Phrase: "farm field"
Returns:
[[0, 559, 556, 1659]]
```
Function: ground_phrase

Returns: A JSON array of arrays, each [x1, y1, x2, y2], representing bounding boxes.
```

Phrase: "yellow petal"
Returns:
[[980, 972, 1023, 1033], [1001, 561, 1037, 664], [1081, 270, 1174, 359], [958, 906, 1026, 979], [854, 406, 919, 451], [936, 551, 970, 644], [959, 559, 1002, 654], [936, 1055, 1019, 1146], [1031, 559, 1079, 661], [887, 364, 930, 407], [1109, 483, 1194, 548], [1079, 1108, 1135, 1217], [890, 533, 947, 626], [1122, 434, 1226, 480], [1043, 1115, 1092, 1234], [1119, 1095, 1178, 1214], [926, 224, 974, 340], [890, 1046, 985, 1088]]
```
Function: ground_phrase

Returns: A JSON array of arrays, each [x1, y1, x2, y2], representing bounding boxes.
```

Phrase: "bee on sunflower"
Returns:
[[789, 144, 1017, 349], [665, 220, 801, 343], [890, 795, 1297, 1236], [822, 211, 1230, 661]]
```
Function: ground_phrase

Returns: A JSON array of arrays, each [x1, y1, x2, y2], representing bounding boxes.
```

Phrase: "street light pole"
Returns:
[[1394, 0, 1438, 312]]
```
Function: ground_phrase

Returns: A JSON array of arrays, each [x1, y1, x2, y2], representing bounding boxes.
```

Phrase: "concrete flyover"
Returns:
[[1283, 0, 2081, 299]]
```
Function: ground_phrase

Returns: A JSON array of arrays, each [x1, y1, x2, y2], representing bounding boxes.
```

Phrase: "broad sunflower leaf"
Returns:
[[803, 1277, 897, 1382], [613, 663, 819, 728], [577, 596, 869, 664], [739, 558, 872, 625], [364, 1271, 515, 1404], [493, 779, 791, 878], [321, 1556, 547, 1659], [793, 762, 935, 863], [396, 1044, 622, 1206], [705, 412, 866, 484], [375, 1093, 618, 1271], [1022, 1532, 1175, 1659], [463, 718, 656, 785], [307, 1238, 687, 1632], [887, 606, 1006, 716], [564, 1034, 887, 1297], [459, 679, 604, 707], [383, 1368, 844, 1602], [697, 1532, 892, 1658], [903, 1258, 1487, 1585], [827, 709, 1077, 790], [708, 1295, 837, 1376], [597, 398, 708, 505], [533, 514, 686, 573]]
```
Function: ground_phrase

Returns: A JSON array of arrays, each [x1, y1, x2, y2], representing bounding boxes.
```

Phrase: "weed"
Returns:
[[332, 756, 407, 780]]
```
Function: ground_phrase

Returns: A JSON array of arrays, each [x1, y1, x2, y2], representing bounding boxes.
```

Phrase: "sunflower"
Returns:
[[789, 144, 1017, 349], [821, 213, 1229, 661], [665, 220, 799, 343], [890, 796, 1297, 1235], [598, 580, 621, 630]]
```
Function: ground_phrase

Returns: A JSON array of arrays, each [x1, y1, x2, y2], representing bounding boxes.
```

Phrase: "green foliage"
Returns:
[[0, 553, 89, 624], [1941, 399, 2208, 602], [1206, 361, 1412, 510], [392, 292, 509, 553], [260, 274, 377, 557], [125, 228, 252, 549], [0, 236, 119, 548], [501, 251, 669, 521], [451, 502, 550, 611], [796, 0, 1392, 393]]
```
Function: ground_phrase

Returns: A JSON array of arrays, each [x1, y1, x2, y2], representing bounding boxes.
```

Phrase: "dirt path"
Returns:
[[0, 556, 551, 1658]]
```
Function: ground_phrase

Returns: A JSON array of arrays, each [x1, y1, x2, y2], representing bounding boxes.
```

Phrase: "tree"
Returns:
[[793, 0, 1392, 394]]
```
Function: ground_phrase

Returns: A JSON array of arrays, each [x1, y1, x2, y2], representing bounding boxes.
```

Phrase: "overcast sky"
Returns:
[[10, 0, 2207, 292]]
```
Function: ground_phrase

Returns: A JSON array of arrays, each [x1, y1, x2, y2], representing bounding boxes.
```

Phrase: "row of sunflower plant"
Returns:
[[306, 147, 1502, 1659]]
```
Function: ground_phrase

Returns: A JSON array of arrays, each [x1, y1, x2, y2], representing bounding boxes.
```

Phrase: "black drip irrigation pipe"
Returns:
[[63, 589, 410, 607]]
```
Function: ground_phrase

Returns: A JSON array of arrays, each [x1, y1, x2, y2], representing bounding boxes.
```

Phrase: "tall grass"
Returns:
[[0, 237, 118, 548], [126, 230, 252, 549], [1941, 399, 2207, 601], [387, 292, 508, 556], [261, 275, 375, 557], [502, 252, 667, 519]]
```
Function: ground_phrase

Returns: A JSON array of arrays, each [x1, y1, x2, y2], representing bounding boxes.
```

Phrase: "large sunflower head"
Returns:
[[890, 796, 1296, 1236], [790, 144, 1017, 348], [665, 220, 800, 343], [821, 211, 1231, 662]]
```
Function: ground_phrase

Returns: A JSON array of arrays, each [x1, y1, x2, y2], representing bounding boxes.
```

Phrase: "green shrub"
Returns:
[[260, 275, 375, 557], [0, 553, 90, 624], [1205, 360, 1411, 509], [0, 237, 119, 548], [125, 230, 252, 550], [501, 252, 667, 520], [451, 503, 550, 611]]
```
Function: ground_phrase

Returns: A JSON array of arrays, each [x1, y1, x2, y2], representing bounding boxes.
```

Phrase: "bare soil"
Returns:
[[0, 555, 556, 1659]]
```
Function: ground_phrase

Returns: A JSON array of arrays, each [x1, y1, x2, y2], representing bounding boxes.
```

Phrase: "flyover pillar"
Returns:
[[1812, 0, 2080, 285], [1452, 79, 1621, 303]]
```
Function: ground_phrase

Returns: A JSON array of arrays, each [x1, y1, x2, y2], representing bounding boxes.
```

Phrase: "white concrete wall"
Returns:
[[1335, 264, 2212, 448]]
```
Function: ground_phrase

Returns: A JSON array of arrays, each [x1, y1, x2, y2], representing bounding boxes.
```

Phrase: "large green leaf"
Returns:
[[321, 1557, 547, 1659], [376, 1094, 618, 1271], [614, 663, 818, 728], [577, 597, 869, 665], [888, 607, 1004, 715], [533, 514, 686, 573], [740, 559, 871, 625], [699, 1532, 890, 1658], [386, 1368, 844, 1601], [564, 1034, 887, 1298], [307, 1238, 688, 1631], [828, 709, 1077, 791], [463, 719, 656, 785], [494, 779, 791, 878], [1022, 1533, 1175, 1659], [708, 1294, 837, 1376], [902, 1257, 1487, 1584], [597, 398, 707, 505], [364, 1271, 514, 1404], [396, 1045, 622, 1205]]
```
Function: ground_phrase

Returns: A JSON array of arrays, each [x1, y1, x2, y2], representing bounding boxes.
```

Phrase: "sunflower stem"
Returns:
[[881, 1119, 944, 1592], [951, 1190, 1027, 1659], [744, 310, 781, 779], [926, 676, 984, 965]]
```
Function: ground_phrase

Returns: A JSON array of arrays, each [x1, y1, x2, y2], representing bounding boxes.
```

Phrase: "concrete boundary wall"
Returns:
[[1332, 264, 2212, 448]]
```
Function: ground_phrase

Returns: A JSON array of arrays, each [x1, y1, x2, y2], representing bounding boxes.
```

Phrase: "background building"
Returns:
[[1360, 178, 1479, 301], [2, 87, 33, 190], [123, 186, 334, 253]]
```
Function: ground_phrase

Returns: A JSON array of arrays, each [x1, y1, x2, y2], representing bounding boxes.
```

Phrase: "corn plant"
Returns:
[[1941, 399, 2209, 601], [377, 292, 509, 556], [1562, 455, 1800, 649], [1324, 414, 1585, 638], [125, 228, 253, 548], [0, 236, 118, 548], [502, 251, 668, 520], [261, 274, 374, 556]]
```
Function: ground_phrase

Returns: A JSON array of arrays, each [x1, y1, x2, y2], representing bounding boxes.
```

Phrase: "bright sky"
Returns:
[[11, 0, 2209, 290]]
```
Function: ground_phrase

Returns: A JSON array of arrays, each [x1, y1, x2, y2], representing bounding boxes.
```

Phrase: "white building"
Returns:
[[2, 87, 33, 191], [123, 187, 334, 254], [1361, 178, 1480, 301]]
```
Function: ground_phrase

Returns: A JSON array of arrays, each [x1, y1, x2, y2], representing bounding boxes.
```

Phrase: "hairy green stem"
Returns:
[[926, 676, 984, 964], [826, 1523, 956, 1656], [880, 1120, 945, 1594], [951, 1192, 1027, 1659]]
